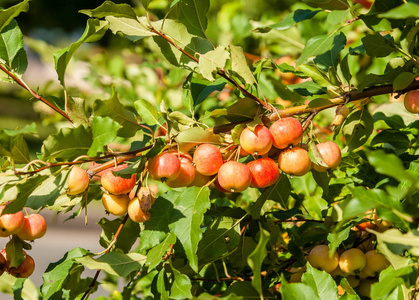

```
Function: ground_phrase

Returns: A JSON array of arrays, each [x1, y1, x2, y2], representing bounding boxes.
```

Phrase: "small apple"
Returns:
[[269, 117, 303, 149], [148, 152, 181, 181], [102, 193, 130, 216], [127, 197, 151, 223], [239, 125, 273, 156], [193, 144, 223, 176], [247, 158, 280, 188], [339, 248, 366, 275], [308, 245, 339, 273], [8, 253, 35, 278], [361, 250, 390, 277], [312, 141, 342, 172], [17, 214, 47, 241], [354, 0, 373, 9], [101, 165, 136, 195], [278, 147, 311, 176], [403, 90, 419, 113], [0, 250, 6, 276], [67, 166, 90, 195], [166, 157, 196, 188], [0, 205, 25, 237], [189, 172, 213, 187], [357, 278, 376, 298], [217, 161, 252, 193]]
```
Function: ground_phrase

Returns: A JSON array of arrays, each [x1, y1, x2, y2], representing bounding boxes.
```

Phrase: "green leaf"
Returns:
[[139, 195, 174, 251], [224, 97, 259, 122], [175, 126, 220, 152], [287, 81, 327, 96], [67, 97, 89, 126], [366, 149, 418, 183], [5, 236, 24, 268], [371, 229, 419, 256], [170, 266, 193, 299], [340, 187, 387, 220], [54, 18, 109, 86], [88, 116, 122, 157], [280, 279, 320, 300], [361, 33, 397, 58], [98, 217, 140, 253], [247, 223, 270, 295], [76, 252, 146, 277], [302, 263, 339, 300], [378, 2, 419, 18], [302, 0, 349, 10], [230, 45, 256, 85], [94, 89, 140, 138], [223, 281, 260, 298], [0, 0, 30, 32], [306, 98, 334, 109], [154, 268, 170, 300], [168, 186, 211, 272], [80, 1, 137, 18], [25, 169, 68, 209], [370, 266, 416, 299], [393, 72, 416, 91], [296, 33, 340, 65], [42, 125, 92, 161], [327, 225, 350, 252], [269, 9, 321, 31], [178, 0, 209, 38], [198, 46, 229, 81], [41, 247, 90, 299], [190, 76, 226, 107], [146, 233, 176, 269], [370, 130, 410, 149], [313, 32, 346, 71], [3, 175, 49, 214], [0, 19, 27, 79], [106, 16, 155, 41], [10, 134, 30, 165], [299, 64, 332, 87], [197, 216, 241, 266], [312, 170, 330, 195], [151, 19, 212, 70], [342, 109, 374, 152], [134, 99, 161, 126], [340, 54, 351, 84]]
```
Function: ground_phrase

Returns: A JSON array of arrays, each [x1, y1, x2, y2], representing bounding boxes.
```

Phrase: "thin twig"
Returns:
[[0, 64, 73, 123]]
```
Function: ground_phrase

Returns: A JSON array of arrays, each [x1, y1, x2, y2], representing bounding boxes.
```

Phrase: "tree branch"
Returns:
[[212, 80, 419, 134], [0, 64, 73, 123]]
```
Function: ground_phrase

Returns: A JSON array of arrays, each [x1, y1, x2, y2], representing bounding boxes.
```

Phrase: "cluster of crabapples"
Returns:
[[148, 117, 341, 193], [284, 211, 392, 298], [0, 204, 47, 278], [68, 165, 153, 222]]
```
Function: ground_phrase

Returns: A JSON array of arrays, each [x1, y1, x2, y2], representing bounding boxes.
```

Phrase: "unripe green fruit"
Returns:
[[308, 245, 339, 273], [339, 248, 366, 275], [361, 250, 390, 277]]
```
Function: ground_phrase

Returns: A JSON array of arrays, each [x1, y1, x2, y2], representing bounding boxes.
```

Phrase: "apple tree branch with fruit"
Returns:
[[0, 0, 419, 299]]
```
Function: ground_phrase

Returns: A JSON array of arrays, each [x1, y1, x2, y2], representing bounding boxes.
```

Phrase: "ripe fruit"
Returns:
[[190, 172, 213, 187], [361, 250, 390, 277], [247, 158, 280, 188], [356, 210, 376, 231], [339, 248, 366, 275], [148, 152, 181, 181], [67, 166, 90, 195], [166, 157, 196, 188], [346, 275, 360, 288], [354, 0, 373, 9], [312, 141, 342, 172], [8, 253, 35, 278], [217, 161, 252, 193], [101, 165, 137, 195], [278, 147, 311, 176], [17, 214, 47, 241], [239, 125, 273, 156], [127, 197, 151, 223], [269, 117, 303, 149], [0, 250, 6, 276], [0, 206, 25, 237], [308, 245, 339, 273], [403, 90, 419, 113], [102, 193, 130, 216], [193, 144, 223, 176]]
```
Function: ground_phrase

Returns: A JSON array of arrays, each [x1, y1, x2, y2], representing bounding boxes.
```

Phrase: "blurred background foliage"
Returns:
[[0, 0, 373, 157]]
